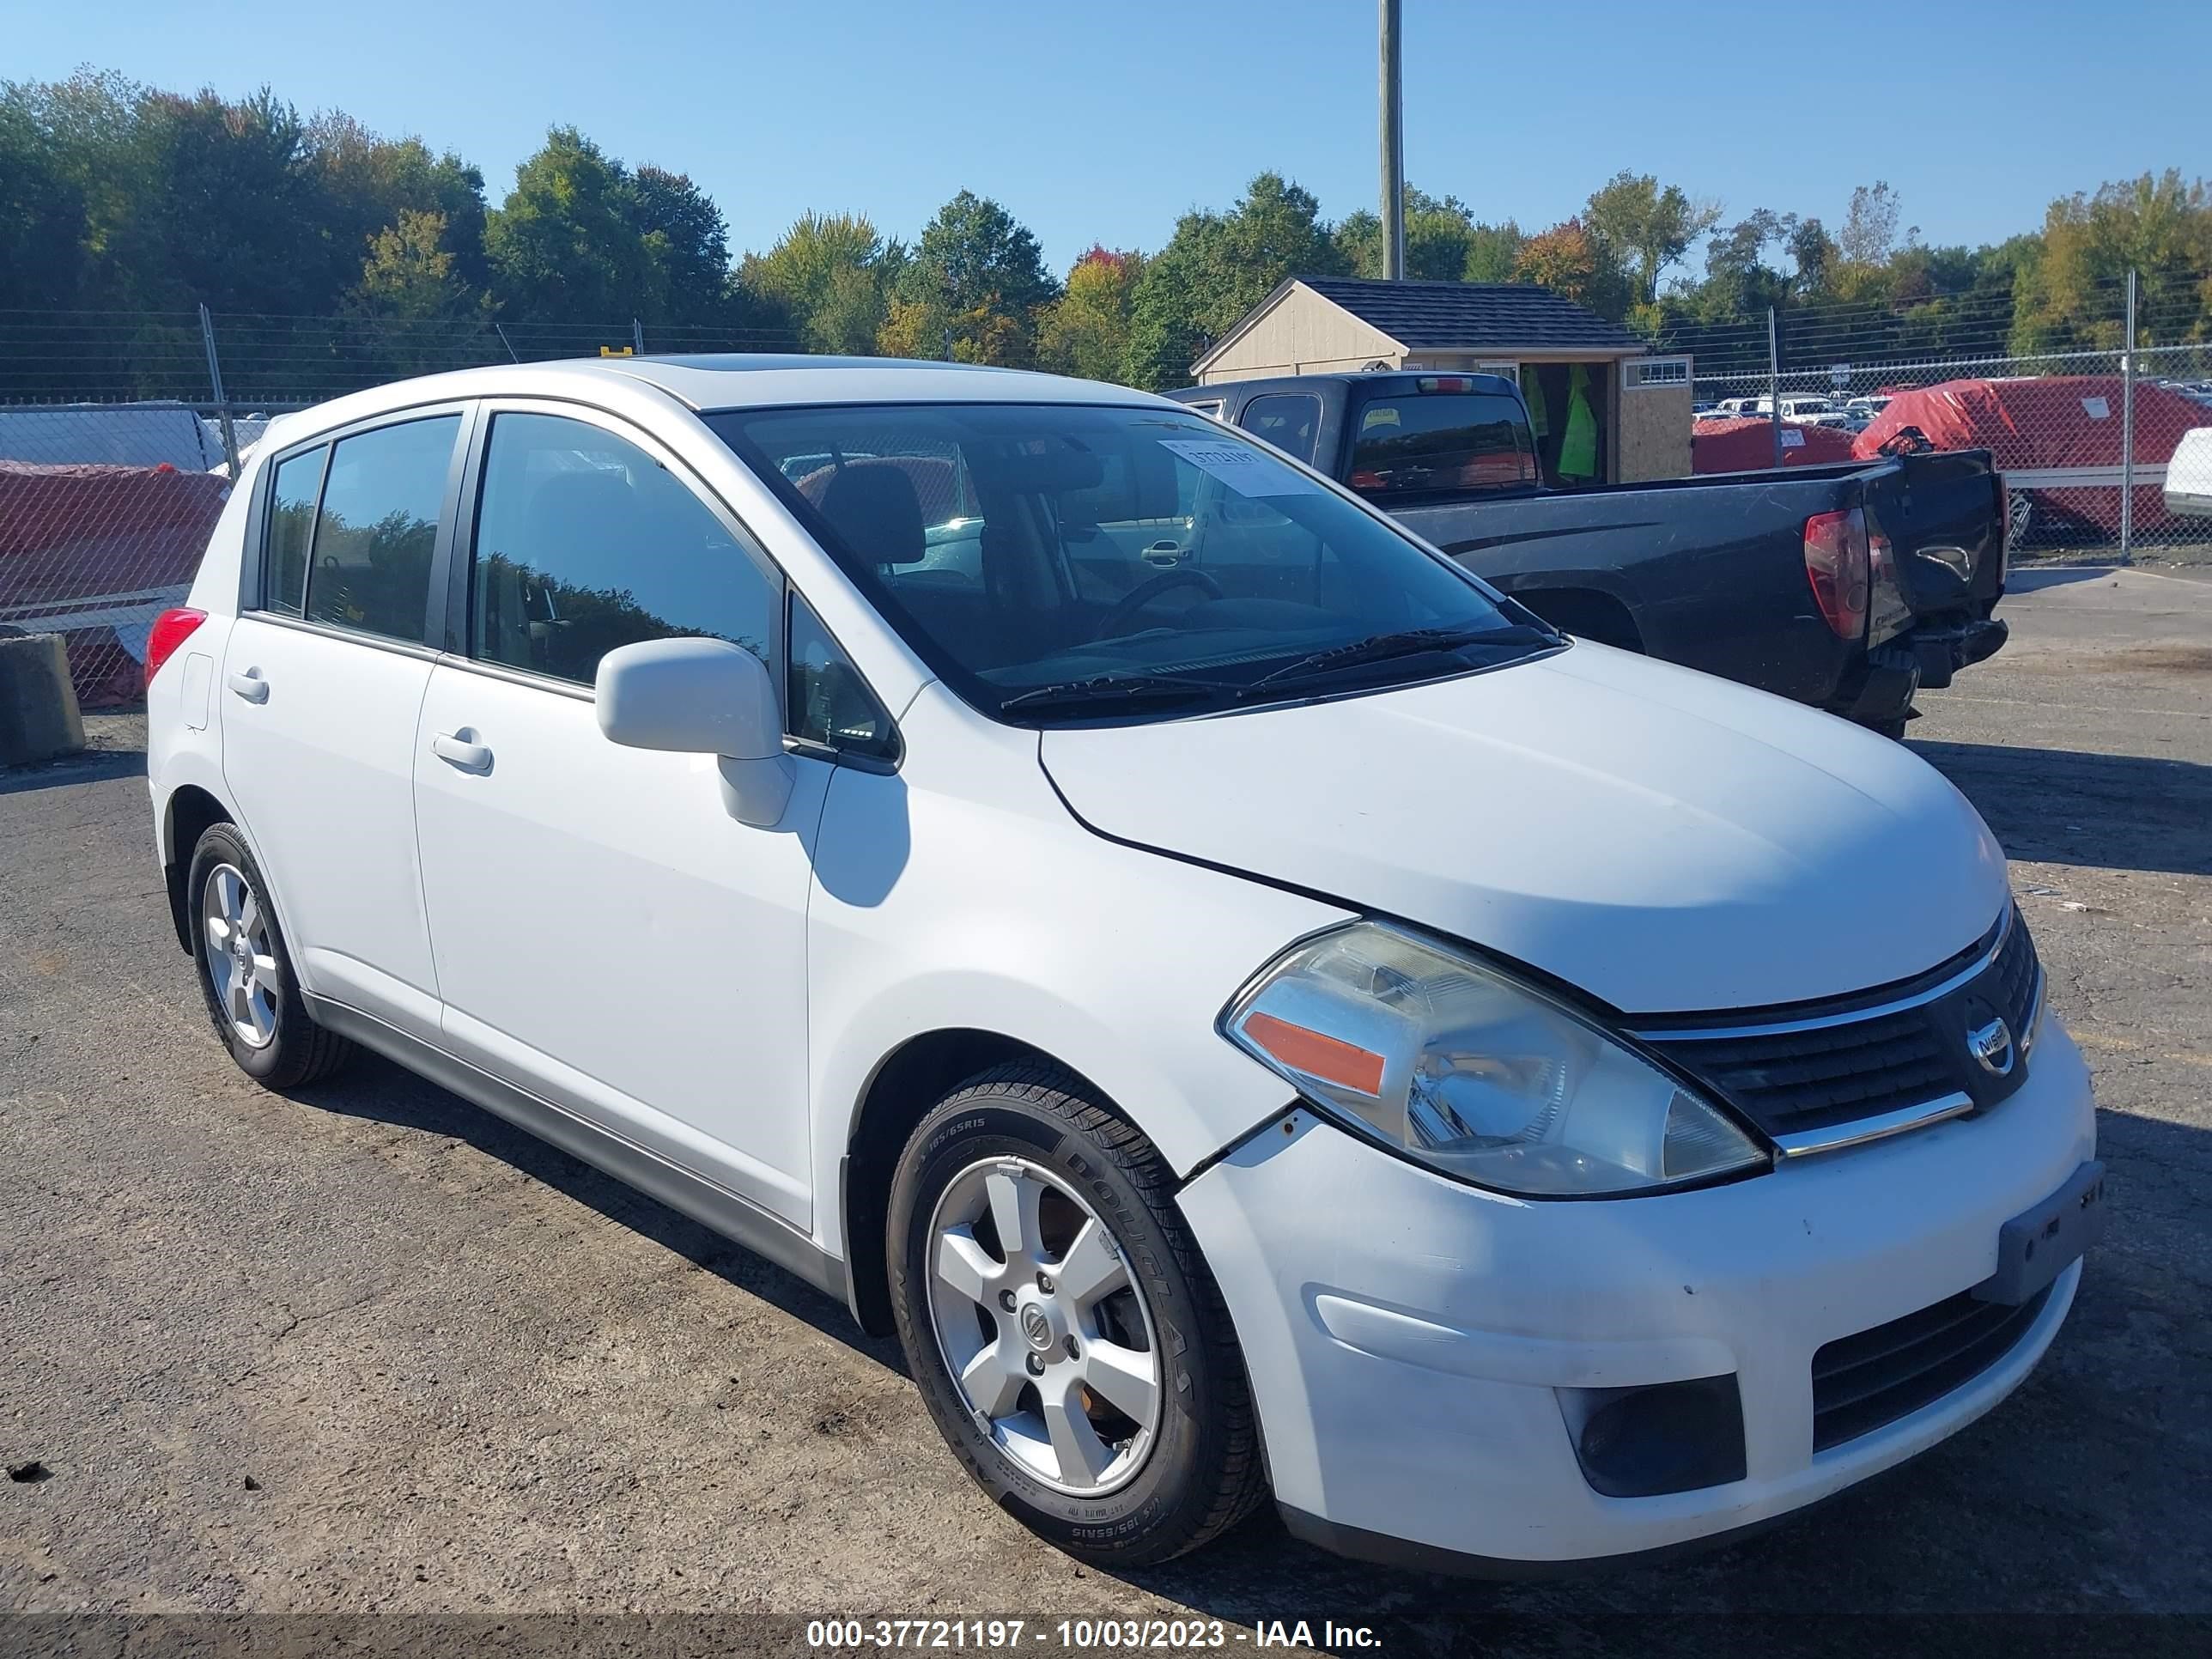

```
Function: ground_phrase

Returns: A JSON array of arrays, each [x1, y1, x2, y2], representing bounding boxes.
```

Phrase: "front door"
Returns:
[[410, 406, 826, 1227]]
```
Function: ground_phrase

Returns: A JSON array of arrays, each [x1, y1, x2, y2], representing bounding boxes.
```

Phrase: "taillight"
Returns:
[[1802, 508, 1869, 640], [144, 607, 207, 688], [1416, 375, 1474, 393]]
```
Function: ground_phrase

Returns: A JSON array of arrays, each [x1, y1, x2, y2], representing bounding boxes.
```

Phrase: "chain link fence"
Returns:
[[0, 307, 803, 708], [1681, 271, 2212, 562], [5, 282, 2209, 711]]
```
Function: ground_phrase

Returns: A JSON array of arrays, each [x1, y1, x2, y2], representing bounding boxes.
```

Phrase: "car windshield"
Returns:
[[709, 402, 1558, 726]]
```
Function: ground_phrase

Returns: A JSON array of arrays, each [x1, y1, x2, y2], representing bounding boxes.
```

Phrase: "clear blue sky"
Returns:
[[10, 0, 2208, 278]]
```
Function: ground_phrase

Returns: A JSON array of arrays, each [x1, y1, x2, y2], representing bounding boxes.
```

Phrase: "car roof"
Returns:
[[255, 354, 1172, 451]]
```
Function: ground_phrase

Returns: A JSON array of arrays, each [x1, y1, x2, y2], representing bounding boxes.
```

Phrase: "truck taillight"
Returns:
[[1802, 508, 1869, 640], [143, 607, 207, 687], [1415, 376, 1474, 393]]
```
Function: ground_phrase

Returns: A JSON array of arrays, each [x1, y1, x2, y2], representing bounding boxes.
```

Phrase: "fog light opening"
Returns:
[[1561, 1374, 1747, 1499]]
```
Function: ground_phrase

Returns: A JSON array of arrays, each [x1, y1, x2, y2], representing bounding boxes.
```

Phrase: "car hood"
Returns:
[[1037, 644, 2009, 1015]]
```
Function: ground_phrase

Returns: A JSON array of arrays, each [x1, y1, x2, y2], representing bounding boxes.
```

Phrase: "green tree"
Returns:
[[0, 88, 86, 309], [1124, 172, 1347, 389], [307, 112, 489, 301], [1036, 246, 1143, 381], [1333, 185, 1503, 281], [740, 211, 902, 354], [885, 190, 1057, 365], [1583, 170, 1723, 307], [629, 164, 732, 325], [1462, 220, 1525, 283], [483, 127, 653, 325], [2013, 170, 2212, 349]]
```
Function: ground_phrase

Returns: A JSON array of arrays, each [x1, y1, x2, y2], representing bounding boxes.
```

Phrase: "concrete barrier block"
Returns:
[[0, 632, 88, 766]]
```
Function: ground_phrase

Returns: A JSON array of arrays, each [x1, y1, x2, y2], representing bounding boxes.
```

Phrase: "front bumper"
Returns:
[[1176, 1020, 2096, 1571]]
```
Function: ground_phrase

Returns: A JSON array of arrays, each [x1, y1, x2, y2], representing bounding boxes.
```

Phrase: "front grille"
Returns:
[[1657, 1010, 1955, 1139], [1638, 908, 2042, 1144], [1812, 1285, 2052, 1451]]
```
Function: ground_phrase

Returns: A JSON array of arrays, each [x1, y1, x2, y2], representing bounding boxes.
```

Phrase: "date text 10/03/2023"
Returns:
[[804, 1620, 1383, 1650]]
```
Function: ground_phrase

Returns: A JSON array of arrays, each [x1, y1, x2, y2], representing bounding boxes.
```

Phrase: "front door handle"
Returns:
[[430, 730, 493, 774], [226, 669, 269, 703]]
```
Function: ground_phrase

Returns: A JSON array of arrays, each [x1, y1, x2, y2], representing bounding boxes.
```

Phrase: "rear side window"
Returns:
[[263, 447, 327, 617], [1348, 392, 1539, 499], [1238, 394, 1322, 466], [469, 411, 775, 686], [303, 416, 460, 644]]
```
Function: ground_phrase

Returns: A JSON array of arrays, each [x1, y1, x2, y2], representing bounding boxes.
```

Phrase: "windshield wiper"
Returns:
[[997, 673, 1228, 717], [1243, 623, 1556, 694]]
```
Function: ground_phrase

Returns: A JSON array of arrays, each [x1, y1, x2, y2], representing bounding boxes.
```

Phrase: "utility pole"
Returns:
[[1380, 0, 1404, 280]]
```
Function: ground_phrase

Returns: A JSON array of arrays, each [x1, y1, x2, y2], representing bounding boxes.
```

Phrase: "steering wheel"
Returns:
[[1094, 568, 1224, 640]]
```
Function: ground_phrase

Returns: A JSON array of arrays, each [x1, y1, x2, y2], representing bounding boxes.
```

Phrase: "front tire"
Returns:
[[186, 823, 355, 1090], [887, 1064, 1265, 1566]]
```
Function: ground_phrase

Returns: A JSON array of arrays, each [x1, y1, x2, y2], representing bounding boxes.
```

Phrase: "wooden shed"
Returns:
[[1190, 276, 1692, 484]]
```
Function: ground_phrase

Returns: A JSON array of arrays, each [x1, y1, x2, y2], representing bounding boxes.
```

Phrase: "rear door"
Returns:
[[410, 403, 827, 1226], [219, 406, 470, 1041]]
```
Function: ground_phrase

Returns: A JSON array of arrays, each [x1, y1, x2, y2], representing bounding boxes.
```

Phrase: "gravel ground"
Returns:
[[2, 567, 2207, 1654]]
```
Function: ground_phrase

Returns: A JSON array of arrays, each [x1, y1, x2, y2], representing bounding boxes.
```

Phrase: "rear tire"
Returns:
[[887, 1063, 1266, 1566], [186, 823, 355, 1091]]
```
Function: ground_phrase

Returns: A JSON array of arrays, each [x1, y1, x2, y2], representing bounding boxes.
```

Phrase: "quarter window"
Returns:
[[469, 411, 774, 687], [264, 447, 327, 617], [788, 592, 898, 763], [302, 416, 460, 644]]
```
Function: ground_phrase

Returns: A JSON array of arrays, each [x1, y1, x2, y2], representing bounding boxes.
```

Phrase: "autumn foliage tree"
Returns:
[[1036, 246, 1143, 381]]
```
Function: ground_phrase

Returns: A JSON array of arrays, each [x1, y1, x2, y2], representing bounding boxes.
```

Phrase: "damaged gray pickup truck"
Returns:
[[1171, 371, 2009, 737]]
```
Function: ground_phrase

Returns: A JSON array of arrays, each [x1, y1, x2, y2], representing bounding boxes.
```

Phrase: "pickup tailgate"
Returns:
[[1862, 448, 2007, 623]]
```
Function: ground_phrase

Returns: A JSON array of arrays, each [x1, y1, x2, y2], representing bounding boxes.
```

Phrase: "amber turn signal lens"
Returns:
[[1239, 1011, 1386, 1097]]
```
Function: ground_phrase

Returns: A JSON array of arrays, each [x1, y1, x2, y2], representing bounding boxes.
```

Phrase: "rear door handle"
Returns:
[[430, 730, 493, 774], [226, 669, 269, 703]]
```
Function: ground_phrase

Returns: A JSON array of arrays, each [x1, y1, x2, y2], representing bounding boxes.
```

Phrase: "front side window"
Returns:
[[303, 416, 460, 644], [469, 412, 774, 686], [263, 446, 327, 617], [711, 403, 1556, 727], [1347, 392, 1539, 501], [1237, 394, 1322, 466]]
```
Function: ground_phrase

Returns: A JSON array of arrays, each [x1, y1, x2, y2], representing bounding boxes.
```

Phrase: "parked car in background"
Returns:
[[2166, 426, 2212, 517], [1171, 372, 2009, 738], [1753, 395, 1853, 428], [144, 355, 2100, 1577]]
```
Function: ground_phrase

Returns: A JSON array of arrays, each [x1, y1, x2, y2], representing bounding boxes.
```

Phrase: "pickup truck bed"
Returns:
[[1170, 374, 2009, 732]]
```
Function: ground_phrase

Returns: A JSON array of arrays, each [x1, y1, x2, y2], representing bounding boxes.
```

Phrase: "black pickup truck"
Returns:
[[1168, 372, 2009, 734]]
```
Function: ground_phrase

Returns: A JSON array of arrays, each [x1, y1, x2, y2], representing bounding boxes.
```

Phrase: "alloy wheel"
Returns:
[[924, 1155, 1163, 1497], [201, 862, 279, 1049]]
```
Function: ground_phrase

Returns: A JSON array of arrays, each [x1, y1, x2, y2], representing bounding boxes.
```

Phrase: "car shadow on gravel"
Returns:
[[289, 1051, 907, 1376], [1910, 739, 2212, 877]]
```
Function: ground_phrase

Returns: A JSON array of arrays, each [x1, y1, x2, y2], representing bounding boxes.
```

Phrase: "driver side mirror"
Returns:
[[594, 637, 794, 828]]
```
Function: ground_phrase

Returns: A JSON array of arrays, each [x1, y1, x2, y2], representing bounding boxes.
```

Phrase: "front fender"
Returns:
[[803, 705, 1350, 1261]]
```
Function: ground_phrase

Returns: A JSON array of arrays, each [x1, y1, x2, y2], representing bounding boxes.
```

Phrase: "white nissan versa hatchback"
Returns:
[[145, 356, 2102, 1574]]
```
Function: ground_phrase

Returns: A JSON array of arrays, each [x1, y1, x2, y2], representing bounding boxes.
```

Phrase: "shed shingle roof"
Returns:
[[1297, 276, 1644, 352]]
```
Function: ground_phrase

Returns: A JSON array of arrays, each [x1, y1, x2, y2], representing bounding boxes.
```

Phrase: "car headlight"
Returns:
[[1220, 921, 1769, 1197]]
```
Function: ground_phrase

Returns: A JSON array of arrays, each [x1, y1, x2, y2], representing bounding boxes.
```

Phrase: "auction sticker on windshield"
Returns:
[[1159, 437, 1324, 496]]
